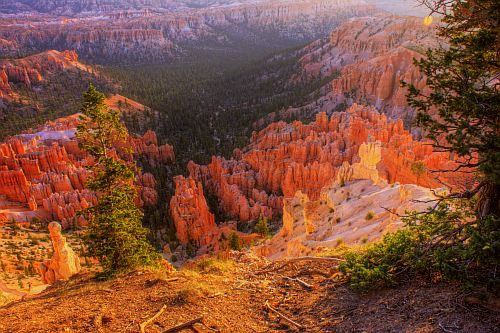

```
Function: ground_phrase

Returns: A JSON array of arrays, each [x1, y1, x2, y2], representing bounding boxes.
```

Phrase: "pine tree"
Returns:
[[410, 161, 426, 186], [405, 0, 499, 217], [77, 84, 160, 276], [255, 216, 270, 237], [228, 233, 242, 251]]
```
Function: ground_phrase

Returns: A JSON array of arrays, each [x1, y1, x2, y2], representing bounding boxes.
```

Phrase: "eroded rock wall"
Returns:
[[190, 104, 469, 223]]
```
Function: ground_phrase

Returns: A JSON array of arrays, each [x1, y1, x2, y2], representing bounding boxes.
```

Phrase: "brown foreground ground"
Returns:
[[0, 252, 498, 333]]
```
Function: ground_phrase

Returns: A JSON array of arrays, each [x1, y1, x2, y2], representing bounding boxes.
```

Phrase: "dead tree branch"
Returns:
[[140, 305, 167, 333], [162, 317, 204, 333], [264, 301, 304, 329]]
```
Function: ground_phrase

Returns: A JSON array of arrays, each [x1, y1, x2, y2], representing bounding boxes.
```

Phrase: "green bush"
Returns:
[[340, 202, 500, 292], [228, 233, 242, 251], [254, 216, 270, 237]]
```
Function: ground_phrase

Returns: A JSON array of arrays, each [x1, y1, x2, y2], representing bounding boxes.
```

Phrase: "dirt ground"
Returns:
[[0, 252, 498, 333]]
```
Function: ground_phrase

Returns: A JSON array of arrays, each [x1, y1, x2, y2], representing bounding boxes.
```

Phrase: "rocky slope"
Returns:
[[0, 0, 380, 62], [0, 50, 112, 140], [256, 142, 439, 259]]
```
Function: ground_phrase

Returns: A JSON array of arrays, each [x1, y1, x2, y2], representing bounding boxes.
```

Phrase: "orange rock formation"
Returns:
[[170, 175, 217, 247], [0, 50, 89, 102], [35, 222, 81, 284], [190, 104, 470, 223], [283, 15, 438, 121], [0, 108, 174, 227]]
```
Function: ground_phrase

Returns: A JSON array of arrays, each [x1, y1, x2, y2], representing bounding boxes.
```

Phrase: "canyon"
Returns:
[[0, 13, 453, 260], [275, 15, 438, 124], [0, 2, 488, 325], [0, 0, 381, 63]]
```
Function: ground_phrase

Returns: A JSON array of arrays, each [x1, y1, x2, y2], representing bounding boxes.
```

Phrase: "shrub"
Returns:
[[254, 216, 270, 237], [365, 211, 375, 220], [195, 258, 234, 273], [228, 233, 242, 251], [340, 202, 500, 292]]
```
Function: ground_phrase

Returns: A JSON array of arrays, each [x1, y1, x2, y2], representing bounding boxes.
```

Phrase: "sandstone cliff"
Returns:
[[0, 50, 90, 103], [284, 15, 437, 121], [299, 15, 435, 78]]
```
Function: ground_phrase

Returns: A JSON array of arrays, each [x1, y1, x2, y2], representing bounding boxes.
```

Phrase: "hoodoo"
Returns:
[[36, 222, 81, 284]]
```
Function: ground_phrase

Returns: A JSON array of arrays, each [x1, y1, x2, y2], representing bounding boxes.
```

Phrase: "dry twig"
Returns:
[[284, 276, 313, 289], [264, 301, 304, 329], [162, 317, 204, 333], [140, 305, 167, 333]]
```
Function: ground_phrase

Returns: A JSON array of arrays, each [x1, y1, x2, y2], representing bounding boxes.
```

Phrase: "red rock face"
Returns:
[[0, 102, 174, 228], [129, 130, 175, 166], [284, 15, 438, 122], [170, 176, 217, 247], [299, 15, 436, 79], [330, 47, 430, 118], [168, 175, 260, 256], [190, 104, 471, 222], [0, 50, 88, 102]]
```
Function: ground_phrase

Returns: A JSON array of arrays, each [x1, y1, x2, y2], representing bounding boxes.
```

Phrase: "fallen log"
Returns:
[[264, 301, 304, 329], [162, 317, 204, 333]]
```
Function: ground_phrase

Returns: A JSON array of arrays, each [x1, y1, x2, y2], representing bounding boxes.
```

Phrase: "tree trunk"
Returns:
[[476, 182, 500, 218]]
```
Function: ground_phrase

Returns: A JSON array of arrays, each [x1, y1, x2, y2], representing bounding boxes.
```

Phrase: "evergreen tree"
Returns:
[[77, 84, 160, 276], [410, 161, 427, 186], [342, 1, 500, 290], [228, 233, 242, 251], [255, 216, 270, 237], [405, 0, 499, 217]]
